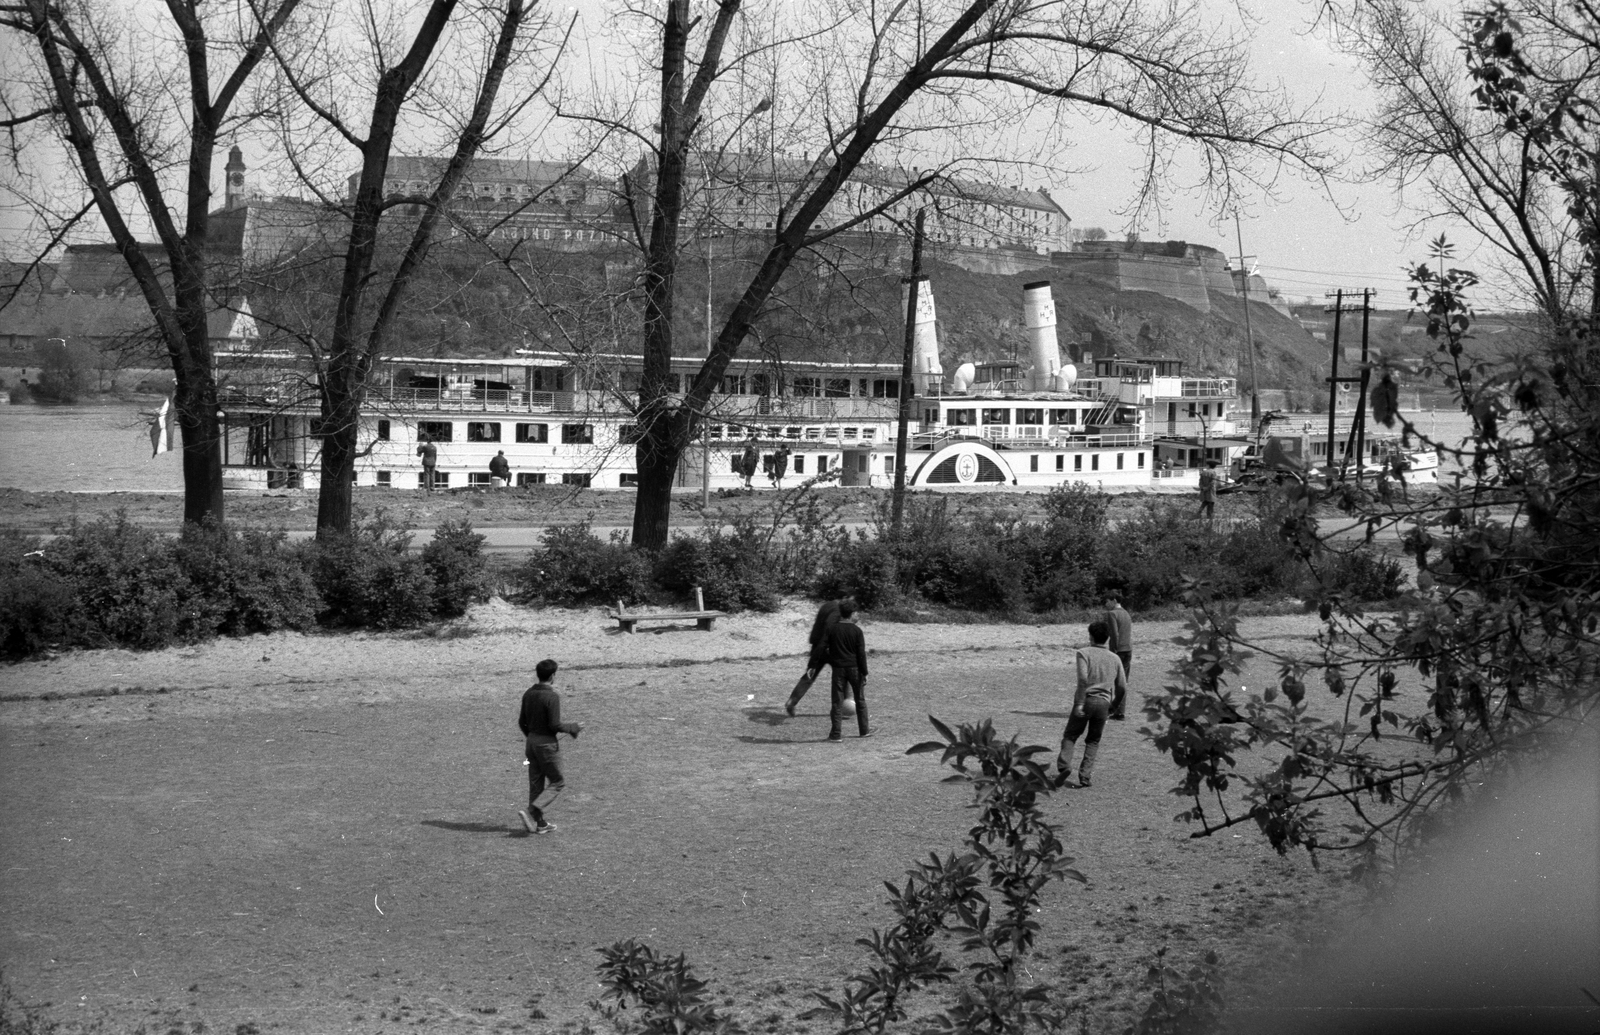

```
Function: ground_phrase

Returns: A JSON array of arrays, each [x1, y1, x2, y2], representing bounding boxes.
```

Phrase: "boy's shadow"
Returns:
[[422, 819, 524, 838], [1012, 709, 1073, 720], [743, 705, 791, 728]]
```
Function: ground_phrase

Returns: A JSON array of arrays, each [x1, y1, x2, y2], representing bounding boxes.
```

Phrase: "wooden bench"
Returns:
[[611, 587, 727, 633]]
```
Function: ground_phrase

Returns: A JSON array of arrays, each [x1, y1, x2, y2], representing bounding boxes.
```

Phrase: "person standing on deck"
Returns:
[[418, 434, 438, 492]]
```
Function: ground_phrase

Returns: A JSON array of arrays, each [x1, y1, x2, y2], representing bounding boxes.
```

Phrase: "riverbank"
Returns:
[[0, 482, 1225, 536]]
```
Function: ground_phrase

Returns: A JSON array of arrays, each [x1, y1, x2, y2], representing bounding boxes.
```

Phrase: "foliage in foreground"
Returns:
[[1146, 188, 1600, 879], [593, 717, 1229, 1035]]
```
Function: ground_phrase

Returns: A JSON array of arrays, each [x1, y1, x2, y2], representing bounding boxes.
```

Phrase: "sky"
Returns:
[[0, 0, 1504, 310]]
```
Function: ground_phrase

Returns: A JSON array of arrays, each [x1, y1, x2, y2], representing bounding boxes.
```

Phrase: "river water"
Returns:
[[0, 401, 185, 493], [0, 400, 1482, 494]]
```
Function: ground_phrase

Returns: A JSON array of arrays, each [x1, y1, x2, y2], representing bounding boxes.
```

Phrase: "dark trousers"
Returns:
[[525, 741, 564, 825], [830, 666, 869, 737], [788, 644, 829, 708], [1111, 650, 1133, 718], [1057, 696, 1110, 771]]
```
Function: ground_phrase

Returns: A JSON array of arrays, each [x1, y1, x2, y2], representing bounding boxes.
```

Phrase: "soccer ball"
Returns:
[[840, 697, 857, 717]]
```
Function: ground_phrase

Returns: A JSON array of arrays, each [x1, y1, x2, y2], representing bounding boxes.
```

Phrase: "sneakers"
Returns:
[[827, 732, 842, 742], [859, 729, 875, 738], [1052, 770, 1072, 789], [1110, 714, 1126, 721], [1078, 777, 1092, 788], [534, 822, 558, 834]]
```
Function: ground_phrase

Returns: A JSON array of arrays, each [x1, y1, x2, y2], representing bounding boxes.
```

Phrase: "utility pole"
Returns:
[[1324, 289, 1373, 481], [1233, 213, 1260, 424], [1327, 290, 1342, 478], [891, 209, 926, 535]]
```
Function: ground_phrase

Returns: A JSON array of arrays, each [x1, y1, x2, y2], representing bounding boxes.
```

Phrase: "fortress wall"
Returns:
[[1050, 253, 1212, 312]]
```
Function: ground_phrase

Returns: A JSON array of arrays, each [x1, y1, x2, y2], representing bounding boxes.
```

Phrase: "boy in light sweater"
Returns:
[[1056, 620, 1126, 788]]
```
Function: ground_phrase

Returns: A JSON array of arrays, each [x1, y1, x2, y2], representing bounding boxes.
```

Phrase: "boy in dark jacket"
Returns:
[[785, 594, 854, 716], [517, 659, 583, 834], [823, 601, 873, 740]]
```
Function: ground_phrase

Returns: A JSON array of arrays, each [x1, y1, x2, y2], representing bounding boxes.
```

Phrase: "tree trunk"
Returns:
[[632, 419, 683, 549]]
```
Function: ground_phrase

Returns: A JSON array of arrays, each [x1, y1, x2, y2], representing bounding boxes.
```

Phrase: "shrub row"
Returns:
[[0, 511, 489, 659], [508, 483, 1406, 617], [3, 486, 1406, 660]]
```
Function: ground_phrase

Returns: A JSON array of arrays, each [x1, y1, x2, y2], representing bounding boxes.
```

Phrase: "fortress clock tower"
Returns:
[[224, 145, 247, 210]]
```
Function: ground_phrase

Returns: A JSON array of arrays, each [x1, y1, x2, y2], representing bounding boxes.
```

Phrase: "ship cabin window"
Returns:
[[1017, 408, 1044, 426], [377, 420, 391, 441], [619, 473, 639, 487], [418, 420, 453, 442], [826, 378, 852, 398], [948, 408, 977, 426], [419, 472, 450, 488], [817, 456, 829, 473], [1092, 455, 1100, 471], [1050, 408, 1074, 425], [561, 473, 592, 487], [923, 407, 941, 425], [871, 379, 901, 398], [530, 368, 567, 392], [619, 424, 642, 445], [1116, 453, 1125, 470], [467, 422, 501, 443], [861, 427, 876, 441], [792, 376, 822, 397], [785, 426, 801, 440], [1074, 455, 1083, 472], [377, 470, 392, 487], [719, 374, 747, 395], [1055, 455, 1064, 472], [883, 455, 894, 475], [517, 472, 546, 486], [805, 427, 822, 440], [1138, 452, 1146, 468], [1187, 402, 1197, 418], [751, 374, 771, 397], [516, 423, 549, 443], [982, 409, 1010, 425], [468, 472, 493, 486], [708, 425, 725, 440], [843, 427, 858, 440], [561, 424, 594, 444], [1030, 455, 1039, 472], [1312, 442, 1327, 457], [794, 456, 805, 474]]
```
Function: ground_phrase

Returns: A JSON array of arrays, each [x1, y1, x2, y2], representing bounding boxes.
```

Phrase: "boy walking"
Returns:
[[1055, 620, 1126, 789], [517, 659, 583, 834], [1102, 592, 1134, 719], [786, 594, 854, 716], [823, 601, 873, 741]]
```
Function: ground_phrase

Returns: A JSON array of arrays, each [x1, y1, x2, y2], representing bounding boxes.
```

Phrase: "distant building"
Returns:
[[357, 156, 620, 250], [629, 151, 1072, 275]]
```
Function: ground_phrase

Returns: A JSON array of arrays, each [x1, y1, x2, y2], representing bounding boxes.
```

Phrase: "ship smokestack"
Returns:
[[1023, 281, 1062, 391], [902, 276, 942, 393]]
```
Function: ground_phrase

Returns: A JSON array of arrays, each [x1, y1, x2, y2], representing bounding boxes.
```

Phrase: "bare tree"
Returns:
[[569, 0, 1339, 551], [243, 0, 565, 536], [1327, 0, 1599, 323], [1, 0, 303, 524]]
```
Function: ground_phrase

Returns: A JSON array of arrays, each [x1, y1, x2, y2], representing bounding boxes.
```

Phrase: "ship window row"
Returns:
[[397, 421, 593, 444], [942, 408, 1083, 426], [705, 424, 876, 442]]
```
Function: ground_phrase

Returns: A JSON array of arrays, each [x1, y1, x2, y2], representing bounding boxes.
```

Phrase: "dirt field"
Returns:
[[0, 602, 1359, 1035]]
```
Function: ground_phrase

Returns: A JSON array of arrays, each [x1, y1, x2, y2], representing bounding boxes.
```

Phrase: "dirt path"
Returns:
[[0, 604, 1357, 1035]]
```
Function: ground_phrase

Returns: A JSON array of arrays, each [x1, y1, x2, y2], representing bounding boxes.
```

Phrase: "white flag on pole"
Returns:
[[148, 396, 174, 457]]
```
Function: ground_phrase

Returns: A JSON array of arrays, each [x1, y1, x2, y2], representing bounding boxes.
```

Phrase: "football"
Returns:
[[840, 697, 857, 716]]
